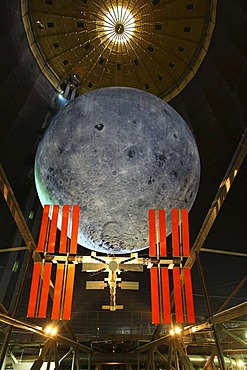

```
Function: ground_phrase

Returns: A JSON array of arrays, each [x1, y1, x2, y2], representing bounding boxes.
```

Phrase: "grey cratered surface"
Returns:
[[35, 87, 200, 254]]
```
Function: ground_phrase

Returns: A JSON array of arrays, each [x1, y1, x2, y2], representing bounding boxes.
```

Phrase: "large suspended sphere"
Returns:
[[35, 87, 200, 254]]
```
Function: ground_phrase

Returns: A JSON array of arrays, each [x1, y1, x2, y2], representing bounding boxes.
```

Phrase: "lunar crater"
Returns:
[[95, 123, 104, 131]]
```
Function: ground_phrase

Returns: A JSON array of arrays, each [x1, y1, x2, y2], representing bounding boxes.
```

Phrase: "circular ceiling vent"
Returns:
[[103, 6, 135, 43]]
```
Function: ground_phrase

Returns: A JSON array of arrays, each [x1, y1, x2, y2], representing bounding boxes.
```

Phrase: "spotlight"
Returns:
[[44, 325, 57, 336], [174, 326, 182, 334], [237, 360, 244, 368], [169, 326, 182, 336]]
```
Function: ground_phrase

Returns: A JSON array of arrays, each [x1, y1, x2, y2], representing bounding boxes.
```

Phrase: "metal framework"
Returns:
[[1, 127, 247, 369]]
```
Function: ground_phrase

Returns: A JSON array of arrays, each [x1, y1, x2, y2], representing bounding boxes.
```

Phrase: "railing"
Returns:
[[69, 310, 161, 341]]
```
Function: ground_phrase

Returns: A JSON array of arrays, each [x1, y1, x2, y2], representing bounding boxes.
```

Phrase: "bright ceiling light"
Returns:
[[104, 6, 135, 43]]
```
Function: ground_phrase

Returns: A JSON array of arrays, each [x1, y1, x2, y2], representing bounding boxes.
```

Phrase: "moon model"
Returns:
[[35, 87, 200, 254]]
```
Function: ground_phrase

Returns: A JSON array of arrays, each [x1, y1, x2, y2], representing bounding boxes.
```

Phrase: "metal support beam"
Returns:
[[53, 341, 60, 370], [168, 128, 247, 318], [0, 304, 8, 314], [151, 324, 163, 341], [0, 246, 28, 253], [0, 313, 93, 353], [46, 342, 53, 370], [0, 250, 33, 369], [30, 340, 53, 370], [133, 301, 247, 354], [217, 274, 247, 313], [155, 349, 168, 365], [221, 325, 247, 348], [72, 349, 80, 370], [173, 341, 180, 370], [201, 248, 247, 258], [147, 349, 155, 370], [212, 301, 247, 324], [167, 127, 247, 314], [202, 354, 215, 370], [9, 352, 18, 365], [174, 340, 195, 370], [195, 252, 225, 370], [185, 128, 247, 270], [58, 348, 73, 366], [0, 164, 85, 361], [0, 164, 39, 256], [167, 342, 174, 369], [0, 164, 44, 357]]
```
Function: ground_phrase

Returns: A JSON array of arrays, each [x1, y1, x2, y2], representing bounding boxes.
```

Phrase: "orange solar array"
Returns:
[[149, 208, 195, 324], [148, 209, 157, 257], [149, 209, 167, 257], [27, 204, 80, 320]]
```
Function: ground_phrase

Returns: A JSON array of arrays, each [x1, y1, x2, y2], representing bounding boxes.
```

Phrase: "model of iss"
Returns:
[[27, 205, 195, 325]]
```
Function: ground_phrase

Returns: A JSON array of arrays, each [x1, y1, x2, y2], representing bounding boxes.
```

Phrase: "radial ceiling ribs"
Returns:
[[22, 0, 216, 100]]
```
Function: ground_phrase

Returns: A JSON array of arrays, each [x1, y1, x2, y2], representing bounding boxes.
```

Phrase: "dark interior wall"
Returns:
[[170, 0, 247, 311], [0, 0, 57, 251], [0, 0, 56, 188], [171, 0, 247, 219]]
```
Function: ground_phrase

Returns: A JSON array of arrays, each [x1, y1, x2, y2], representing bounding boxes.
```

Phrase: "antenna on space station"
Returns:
[[27, 205, 195, 323]]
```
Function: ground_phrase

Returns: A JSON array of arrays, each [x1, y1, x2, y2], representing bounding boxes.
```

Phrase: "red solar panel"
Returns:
[[37, 205, 50, 252], [172, 209, 180, 257], [161, 267, 171, 324], [51, 264, 64, 320], [60, 205, 69, 253], [149, 209, 157, 257], [62, 264, 75, 320], [27, 262, 41, 317], [47, 205, 59, 253], [173, 267, 184, 323], [159, 210, 167, 257], [38, 263, 52, 318], [150, 267, 160, 324], [70, 205, 80, 254]]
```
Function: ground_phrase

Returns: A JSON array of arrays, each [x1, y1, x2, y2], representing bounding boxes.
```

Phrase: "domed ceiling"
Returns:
[[22, 0, 216, 100]]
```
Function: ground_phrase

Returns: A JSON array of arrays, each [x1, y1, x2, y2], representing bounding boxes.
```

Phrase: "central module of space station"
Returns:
[[81, 252, 144, 311], [27, 205, 195, 324]]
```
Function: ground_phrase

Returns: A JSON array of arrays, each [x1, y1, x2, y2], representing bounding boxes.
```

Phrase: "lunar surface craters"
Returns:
[[35, 87, 200, 254]]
